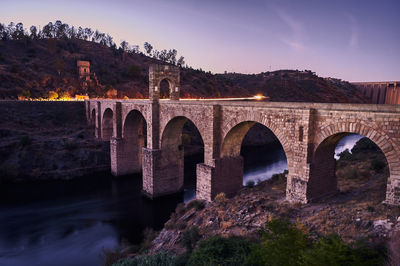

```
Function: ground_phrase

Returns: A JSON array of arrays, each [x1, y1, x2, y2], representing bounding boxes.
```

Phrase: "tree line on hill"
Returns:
[[0, 20, 185, 67]]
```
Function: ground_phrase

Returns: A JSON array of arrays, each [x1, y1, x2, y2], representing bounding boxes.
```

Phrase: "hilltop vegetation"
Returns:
[[0, 21, 370, 103]]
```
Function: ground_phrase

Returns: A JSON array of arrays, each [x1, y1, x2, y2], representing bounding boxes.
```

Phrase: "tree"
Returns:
[[167, 49, 177, 64], [105, 87, 117, 98], [177, 56, 185, 67], [120, 40, 129, 52], [29, 25, 38, 39], [48, 91, 59, 100], [42, 22, 53, 38], [13, 23, 25, 40], [144, 42, 153, 55], [84, 28, 93, 40]]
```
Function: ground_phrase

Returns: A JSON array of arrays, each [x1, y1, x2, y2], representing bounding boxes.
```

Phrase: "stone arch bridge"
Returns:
[[86, 65, 400, 206]]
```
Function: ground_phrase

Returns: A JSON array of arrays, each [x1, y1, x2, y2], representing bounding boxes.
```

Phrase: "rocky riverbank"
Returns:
[[109, 137, 400, 265], [0, 101, 109, 182]]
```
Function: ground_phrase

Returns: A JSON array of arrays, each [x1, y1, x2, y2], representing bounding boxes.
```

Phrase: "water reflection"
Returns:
[[334, 134, 363, 159], [242, 142, 288, 185], [0, 174, 181, 266]]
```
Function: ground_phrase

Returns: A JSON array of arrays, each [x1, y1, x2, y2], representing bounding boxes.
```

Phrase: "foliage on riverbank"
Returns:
[[109, 218, 386, 266]]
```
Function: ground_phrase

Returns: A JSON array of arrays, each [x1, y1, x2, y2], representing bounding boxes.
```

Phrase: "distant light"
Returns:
[[254, 95, 264, 100]]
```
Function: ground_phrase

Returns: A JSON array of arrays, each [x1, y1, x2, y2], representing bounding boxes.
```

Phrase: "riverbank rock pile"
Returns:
[[150, 171, 400, 255]]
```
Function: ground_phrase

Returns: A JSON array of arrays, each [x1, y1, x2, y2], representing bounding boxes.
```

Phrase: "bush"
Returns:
[[140, 228, 158, 252], [246, 180, 255, 187], [269, 171, 287, 184], [187, 236, 252, 266], [112, 252, 175, 266], [100, 246, 126, 266], [246, 218, 309, 266], [214, 193, 227, 204], [182, 226, 201, 252], [300, 235, 385, 266], [338, 149, 354, 161], [48, 90, 59, 100], [186, 200, 205, 211]]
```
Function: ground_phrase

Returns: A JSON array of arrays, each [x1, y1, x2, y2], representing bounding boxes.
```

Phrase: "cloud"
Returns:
[[347, 14, 358, 48], [275, 8, 305, 51]]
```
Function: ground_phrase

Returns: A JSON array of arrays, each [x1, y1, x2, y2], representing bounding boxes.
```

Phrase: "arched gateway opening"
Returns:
[[159, 79, 171, 99], [160, 117, 204, 201], [102, 108, 113, 141], [308, 133, 390, 203], [122, 110, 147, 174], [221, 121, 288, 196]]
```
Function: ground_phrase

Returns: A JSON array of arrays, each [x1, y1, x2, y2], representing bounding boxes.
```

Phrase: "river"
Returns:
[[0, 135, 361, 266]]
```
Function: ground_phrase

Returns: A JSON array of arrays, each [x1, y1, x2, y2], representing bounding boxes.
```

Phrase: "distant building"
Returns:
[[76, 60, 103, 96], [77, 60, 91, 81], [352, 81, 400, 105]]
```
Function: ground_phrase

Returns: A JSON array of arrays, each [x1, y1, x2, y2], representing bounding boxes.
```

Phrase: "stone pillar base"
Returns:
[[110, 137, 142, 176], [142, 147, 184, 199], [196, 156, 243, 201], [286, 175, 310, 203], [383, 177, 400, 206]]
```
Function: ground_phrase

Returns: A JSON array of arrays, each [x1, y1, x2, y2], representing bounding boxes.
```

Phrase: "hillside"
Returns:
[[0, 38, 369, 103]]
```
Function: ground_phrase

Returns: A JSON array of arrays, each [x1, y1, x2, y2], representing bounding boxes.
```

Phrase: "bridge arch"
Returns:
[[122, 109, 147, 139], [308, 122, 400, 203], [221, 119, 291, 162], [117, 109, 147, 174], [221, 121, 289, 187], [160, 116, 205, 199], [102, 108, 113, 141]]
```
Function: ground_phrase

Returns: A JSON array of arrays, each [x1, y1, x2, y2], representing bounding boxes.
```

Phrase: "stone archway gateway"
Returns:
[[86, 65, 400, 206]]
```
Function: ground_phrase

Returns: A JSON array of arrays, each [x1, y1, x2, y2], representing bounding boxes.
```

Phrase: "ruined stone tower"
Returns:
[[77, 60, 90, 81]]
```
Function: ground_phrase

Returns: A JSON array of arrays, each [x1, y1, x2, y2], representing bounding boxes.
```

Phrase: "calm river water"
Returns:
[[0, 135, 360, 266]]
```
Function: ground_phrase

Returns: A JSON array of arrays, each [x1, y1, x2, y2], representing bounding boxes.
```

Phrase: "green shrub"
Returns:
[[187, 236, 252, 266], [338, 149, 354, 161], [181, 226, 201, 252], [246, 180, 255, 187], [300, 234, 385, 266], [100, 246, 126, 266], [140, 228, 158, 252], [246, 218, 309, 266], [112, 252, 175, 266], [269, 171, 287, 184], [173, 252, 191, 266]]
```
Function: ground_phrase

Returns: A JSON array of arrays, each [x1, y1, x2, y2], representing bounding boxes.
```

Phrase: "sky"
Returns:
[[1, 0, 399, 81]]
